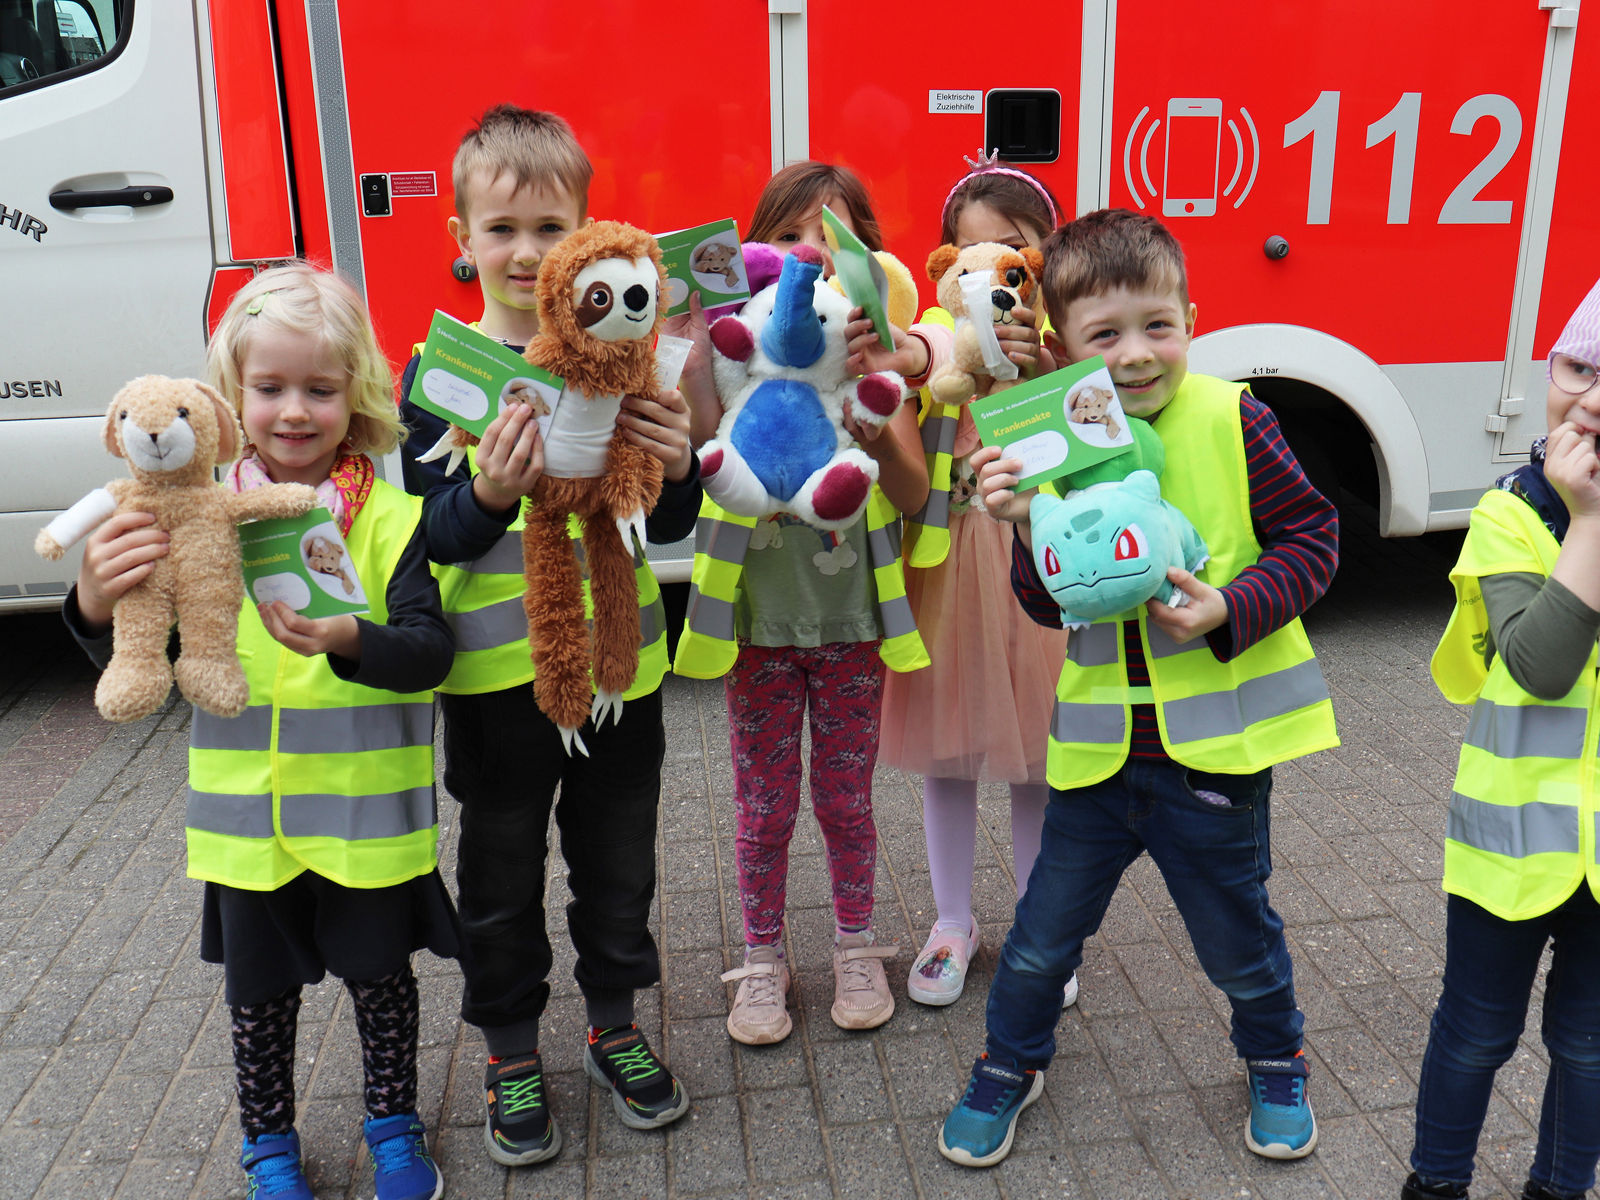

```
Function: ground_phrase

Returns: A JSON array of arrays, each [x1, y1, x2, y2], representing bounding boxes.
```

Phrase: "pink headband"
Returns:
[[940, 148, 1060, 231]]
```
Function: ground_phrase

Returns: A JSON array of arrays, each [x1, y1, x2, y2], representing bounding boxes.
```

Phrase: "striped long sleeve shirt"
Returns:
[[1010, 390, 1339, 761]]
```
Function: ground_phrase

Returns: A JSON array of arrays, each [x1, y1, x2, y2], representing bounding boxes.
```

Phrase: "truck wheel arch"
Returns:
[[1189, 323, 1429, 536]]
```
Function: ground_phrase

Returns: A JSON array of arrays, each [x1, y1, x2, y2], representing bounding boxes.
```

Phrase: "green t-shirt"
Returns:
[[735, 514, 881, 647]]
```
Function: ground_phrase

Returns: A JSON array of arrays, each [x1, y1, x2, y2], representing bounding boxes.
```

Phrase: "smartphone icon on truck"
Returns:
[[1162, 98, 1221, 217]]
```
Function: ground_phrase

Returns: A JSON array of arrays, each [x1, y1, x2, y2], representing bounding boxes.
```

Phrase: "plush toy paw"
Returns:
[[795, 452, 877, 530], [929, 366, 978, 407], [590, 689, 625, 729], [559, 724, 589, 757], [95, 655, 175, 724], [174, 653, 251, 719], [698, 440, 775, 518], [709, 317, 755, 363], [34, 529, 65, 561], [850, 372, 904, 430], [615, 510, 648, 557], [416, 425, 474, 476]]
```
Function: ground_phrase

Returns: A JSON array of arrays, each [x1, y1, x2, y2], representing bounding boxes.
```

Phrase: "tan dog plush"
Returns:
[[36, 375, 317, 722], [1068, 384, 1122, 440], [924, 241, 1045, 405]]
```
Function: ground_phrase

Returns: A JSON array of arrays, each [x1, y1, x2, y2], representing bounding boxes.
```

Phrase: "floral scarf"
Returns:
[[226, 452, 375, 536]]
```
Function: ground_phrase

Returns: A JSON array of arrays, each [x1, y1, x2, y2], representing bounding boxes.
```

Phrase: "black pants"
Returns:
[[442, 684, 666, 1056]]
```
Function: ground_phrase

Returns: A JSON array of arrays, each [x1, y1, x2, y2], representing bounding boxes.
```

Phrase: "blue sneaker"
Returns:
[[938, 1054, 1045, 1168], [363, 1112, 443, 1200], [239, 1130, 314, 1199], [1245, 1050, 1318, 1159]]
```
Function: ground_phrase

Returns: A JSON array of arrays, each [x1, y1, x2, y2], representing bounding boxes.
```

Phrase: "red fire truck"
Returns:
[[1, 0, 1593, 606]]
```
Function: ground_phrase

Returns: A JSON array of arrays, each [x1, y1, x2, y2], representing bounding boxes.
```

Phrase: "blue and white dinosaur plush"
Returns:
[[1028, 417, 1209, 629], [698, 243, 906, 531]]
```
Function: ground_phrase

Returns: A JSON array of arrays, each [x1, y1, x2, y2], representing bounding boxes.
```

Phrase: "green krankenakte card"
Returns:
[[408, 311, 564, 440], [821, 204, 892, 349], [240, 506, 369, 618], [655, 218, 749, 317], [967, 357, 1136, 491]]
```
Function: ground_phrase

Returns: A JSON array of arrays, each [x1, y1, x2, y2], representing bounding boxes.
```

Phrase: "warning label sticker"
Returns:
[[388, 172, 437, 198]]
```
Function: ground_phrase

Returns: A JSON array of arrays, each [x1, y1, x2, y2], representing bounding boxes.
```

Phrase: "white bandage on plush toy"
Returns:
[[959, 272, 1020, 383], [36, 488, 118, 559]]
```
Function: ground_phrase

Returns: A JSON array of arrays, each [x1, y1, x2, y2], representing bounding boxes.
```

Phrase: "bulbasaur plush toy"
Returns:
[[1029, 417, 1208, 629]]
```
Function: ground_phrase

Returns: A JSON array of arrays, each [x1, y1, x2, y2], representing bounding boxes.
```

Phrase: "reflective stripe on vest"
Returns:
[[1045, 375, 1337, 788], [903, 395, 958, 568], [1431, 489, 1600, 920], [186, 481, 440, 891], [673, 489, 929, 679], [432, 490, 669, 697]]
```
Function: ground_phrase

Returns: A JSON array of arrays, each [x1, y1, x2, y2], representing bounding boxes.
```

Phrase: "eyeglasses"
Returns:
[[1550, 352, 1600, 396]]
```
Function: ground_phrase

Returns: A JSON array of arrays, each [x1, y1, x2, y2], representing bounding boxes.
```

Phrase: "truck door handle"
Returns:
[[49, 186, 174, 211]]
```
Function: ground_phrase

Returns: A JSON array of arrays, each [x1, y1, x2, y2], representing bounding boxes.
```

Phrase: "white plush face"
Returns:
[[571, 256, 659, 343], [120, 408, 199, 475]]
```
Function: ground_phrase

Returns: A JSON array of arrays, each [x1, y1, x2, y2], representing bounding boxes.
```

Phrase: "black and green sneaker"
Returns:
[[583, 1025, 690, 1130], [483, 1052, 560, 1166]]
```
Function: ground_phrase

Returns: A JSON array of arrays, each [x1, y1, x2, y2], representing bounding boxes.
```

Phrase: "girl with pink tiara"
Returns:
[[861, 153, 1077, 1008]]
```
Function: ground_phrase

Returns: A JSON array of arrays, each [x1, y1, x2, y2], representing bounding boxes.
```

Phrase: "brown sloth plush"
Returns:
[[924, 241, 1046, 406], [523, 221, 666, 752], [36, 375, 316, 722], [421, 222, 667, 752]]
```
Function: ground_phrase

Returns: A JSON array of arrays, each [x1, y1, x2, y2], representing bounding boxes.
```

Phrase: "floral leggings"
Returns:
[[725, 641, 885, 946]]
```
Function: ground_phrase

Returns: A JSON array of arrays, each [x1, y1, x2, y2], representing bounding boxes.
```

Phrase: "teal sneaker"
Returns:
[[583, 1024, 690, 1130], [1245, 1051, 1318, 1159], [363, 1112, 443, 1200], [239, 1130, 314, 1199], [938, 1054, 1045, 1168]]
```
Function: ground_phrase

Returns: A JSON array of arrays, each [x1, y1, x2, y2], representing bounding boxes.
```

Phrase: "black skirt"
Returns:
[[200, 868, 462, 1007]]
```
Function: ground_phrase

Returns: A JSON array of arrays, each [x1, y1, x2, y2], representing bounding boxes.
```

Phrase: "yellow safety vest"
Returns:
[[428, 448, 668, 697], [1430, 487, 1600, 920], [674, 487, 930, 679], [1044, 374, 1339, 788], [187, 481, 439, 891], [903, 308, 959, 568]]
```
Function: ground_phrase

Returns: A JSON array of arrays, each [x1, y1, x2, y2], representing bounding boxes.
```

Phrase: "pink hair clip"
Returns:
[[940, 148, 1060, 229]]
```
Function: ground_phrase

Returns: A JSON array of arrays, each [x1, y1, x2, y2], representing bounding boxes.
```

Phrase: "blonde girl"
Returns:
[[66, 263, 455, 1200]]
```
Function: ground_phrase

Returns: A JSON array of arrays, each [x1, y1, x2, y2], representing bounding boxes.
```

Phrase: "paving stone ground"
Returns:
[[1, 500, 1595, 1200]]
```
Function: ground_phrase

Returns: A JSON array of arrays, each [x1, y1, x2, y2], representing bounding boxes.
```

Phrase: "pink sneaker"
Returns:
[[720, 945, 792, 1045], [907, 921, 980, 1006], [830, 932, 900, 1030]]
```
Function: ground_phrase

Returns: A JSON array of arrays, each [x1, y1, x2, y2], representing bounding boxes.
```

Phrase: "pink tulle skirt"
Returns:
[[879, 508, 1067, 783]]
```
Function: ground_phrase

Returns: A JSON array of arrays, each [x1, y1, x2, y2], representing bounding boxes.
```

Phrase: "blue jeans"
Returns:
[[985, 759, 1303, 1068], [1410, 888, 1600, 1197]]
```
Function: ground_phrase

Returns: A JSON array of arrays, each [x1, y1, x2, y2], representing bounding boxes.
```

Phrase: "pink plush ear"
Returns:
[[102, 396, 126, 458], [197, 382, 241, 465]]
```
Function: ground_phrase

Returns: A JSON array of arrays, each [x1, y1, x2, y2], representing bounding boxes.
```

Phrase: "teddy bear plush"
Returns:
[[924, 241, 1046, 406], [698, 243, 907, 530], [36, 375, 317, 722], [1027, 416, 1208, 629], [1067, 382, 1122, 440]]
